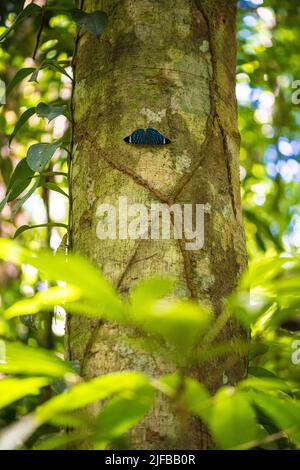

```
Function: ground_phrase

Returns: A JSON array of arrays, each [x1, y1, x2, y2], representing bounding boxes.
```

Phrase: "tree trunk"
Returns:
[[67, 0, 247, 449]]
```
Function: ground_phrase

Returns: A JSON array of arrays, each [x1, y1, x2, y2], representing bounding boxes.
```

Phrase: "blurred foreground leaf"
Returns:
[[0, 341, 73, 378], [0, 377, 49, 409], [210, 388, 258, 449]]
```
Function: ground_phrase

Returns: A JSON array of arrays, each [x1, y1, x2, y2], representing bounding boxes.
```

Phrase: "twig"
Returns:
[[32, 6, 46, 60], [233, 426, 297, 450]]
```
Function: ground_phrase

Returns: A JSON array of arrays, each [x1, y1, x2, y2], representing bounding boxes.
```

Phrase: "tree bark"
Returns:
[[68, 0, 247, 449]]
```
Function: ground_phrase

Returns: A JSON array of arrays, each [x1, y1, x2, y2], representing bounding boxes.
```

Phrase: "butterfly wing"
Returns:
[[124, 129, 146, 144], [124, 128, 171, 145], [146, 128, 171, 145]]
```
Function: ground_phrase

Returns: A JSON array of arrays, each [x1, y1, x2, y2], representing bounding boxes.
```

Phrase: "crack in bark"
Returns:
[[196, 2, 217, 115], [130, 65, 211, 82], [177, 239, 197, 299], [171, 120, 215, 202], [196, 0, 237, 220], [80, 318, 103, 376], [216, 114, 237, 219], [80, 132, 170, 203], [78, 130, 216, 208], [131, 251, 159, 265], [80, 239, 143, 375], [116, 239, 143, 290], [171, 0, 218, 202], [165, 210, 198, 299]]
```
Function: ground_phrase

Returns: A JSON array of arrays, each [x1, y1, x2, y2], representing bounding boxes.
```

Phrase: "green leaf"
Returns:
[[248, 366, 278, 379], [0, 377, 49, 409], [0, 4, 42, 42], [36, 372, 152, 423], [26, 140, 62, 172], [244, 209, 282, 251], [130, 296, 212, 360], [13, 225, 31, 239], [0, 239, 123, 321], [239, 376, 292, 395], [250, 390, 300, 445], [159, 375, 211, 422], [11, 177, 41, 217], [210, 388, 258, 449], [5, 285, 80, 319], [71, 9, 108, 38], [0, 156, 13, 186], [9, 107, 36, 145], [7, 175, 35, 203], [33, 432, 87, 450], [241, 256, 289, 290], [0, 239, 30, 265], [6, 68, 35, 97], [249, 342, 269, 360], [30, 60, 72, 83], [13, 223, 68, 240], [0, 159, 34, 211], [36, 102, 67, 122], [0, 372, 152, 450], [94, 386, 155, 449], [0, 341, 73, 378], [130, 277, 175, 307], [43, 182, 69, 198], [46, 411, 89, 429], [0, 196, 8, 213], [6, 159, 34, 199], [34, 253, 122, 315], [129, 278, 212, 360]]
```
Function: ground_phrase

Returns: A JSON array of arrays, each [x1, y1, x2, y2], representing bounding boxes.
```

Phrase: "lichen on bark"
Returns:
[[68, 0, 247, 449]]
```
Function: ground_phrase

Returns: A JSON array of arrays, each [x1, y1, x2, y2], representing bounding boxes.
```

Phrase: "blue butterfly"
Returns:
[[124, 128, 171, 145]]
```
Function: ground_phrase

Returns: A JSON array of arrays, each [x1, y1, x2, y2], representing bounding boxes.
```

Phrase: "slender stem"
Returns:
[[29, 223, 68, 229], [233, 426, 297, 451], [68, 0, 84, 252], [32, 171, 68, 178], [62, 146, 71, 156], [42, 167, 51, 247], [41, 161, 54, 401], [14, 223, 69, 235], [32, 6, 46, 60], [65, 0, 85, 363]]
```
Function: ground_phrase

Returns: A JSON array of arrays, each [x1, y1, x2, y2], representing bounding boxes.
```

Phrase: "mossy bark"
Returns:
[[68, 0, 247, 449]]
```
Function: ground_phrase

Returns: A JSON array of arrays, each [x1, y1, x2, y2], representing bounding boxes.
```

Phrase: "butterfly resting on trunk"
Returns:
[[124, 128, 171, 145]]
